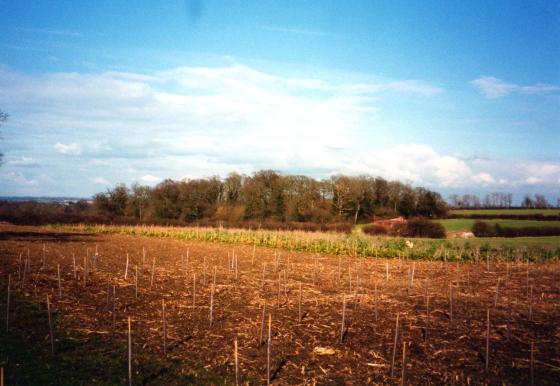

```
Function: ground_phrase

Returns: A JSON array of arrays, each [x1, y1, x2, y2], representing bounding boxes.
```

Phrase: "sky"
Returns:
[[0, 0, 559, 201]]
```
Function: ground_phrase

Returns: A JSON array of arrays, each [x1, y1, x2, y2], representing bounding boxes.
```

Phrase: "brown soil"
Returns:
[[1, 224, 559, 385]]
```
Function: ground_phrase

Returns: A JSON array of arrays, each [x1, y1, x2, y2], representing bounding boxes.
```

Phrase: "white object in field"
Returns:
[[405, 240, 414, 249], [461, 232, 475, 239]]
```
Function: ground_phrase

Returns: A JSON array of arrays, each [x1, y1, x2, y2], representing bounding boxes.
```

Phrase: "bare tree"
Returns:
[[521, 194, 534, 208], [534, 194, 549, 209], [448, 194, 461, 208]]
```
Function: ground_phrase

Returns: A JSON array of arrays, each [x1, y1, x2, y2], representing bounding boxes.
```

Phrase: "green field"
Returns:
[[437, 218, 560, 233], [451, 208, 560, 216]]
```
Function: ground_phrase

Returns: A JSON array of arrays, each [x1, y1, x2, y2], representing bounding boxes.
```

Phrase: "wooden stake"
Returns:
[[401, 341, 408, 386], [21, 258, 27, 287], [93, 245, 98, 271], [57, 264, 61, 298], [150, 257, 156, 288], [17, 252, 22, 281], [506, 301, 512, 341], [425, 286, 429, 340], [529, 285, 533, 321], [485, 308, 490, 373], [390, 313, 399, 377], [203, 258, 208, 286], [261, 263, 266, 290], [530, 340, 535, 386], [106, 279, 111, 309], [409, 263, 415, 289], [42, 243, 46, 269], [283, 269, 288, 297], [135, 265, 139, 299], [112, 285, 116, 333], [493, 278, 500, 309], [192, 273, 196, 307], [46, 294, 54, 356], [340, 294, 346, 344], [83, 255, 87, 287], [128, 316, 132, 386], [234, 338, 239, 386], [124, 253, 129, 280], [209, 282, 215, 327], [277, 272, 281, 308], [6, 274, 10, 332], [338, 257, 342, 281], [162, 299, 167, 356], [72, 254, 77, 280], [386, 262, 389, 281], [526, 267, 530, 298], [267, 313, 272, 386], [298, 282, 302, 323], [259, 302, 266, 346], [449, 282, 453, 322], [374, 282, 378, 322]]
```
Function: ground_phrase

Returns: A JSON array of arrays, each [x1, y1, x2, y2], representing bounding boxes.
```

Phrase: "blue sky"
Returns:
[[0, 0, 559, 201]]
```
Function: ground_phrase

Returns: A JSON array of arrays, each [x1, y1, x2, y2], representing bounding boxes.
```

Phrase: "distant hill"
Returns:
[[0, 196, 90, 204]]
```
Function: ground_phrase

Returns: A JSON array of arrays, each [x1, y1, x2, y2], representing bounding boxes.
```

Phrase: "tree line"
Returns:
[[91, 170, 448, 225], [448, 192, 558, 209]]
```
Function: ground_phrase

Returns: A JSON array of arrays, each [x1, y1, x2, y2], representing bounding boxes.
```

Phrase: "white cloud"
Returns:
[[88, 159, 110, 166], [359, 144, 472, 187], [473, 172, 496, 185], [470, 77, 517, 98], [519, 83, 559, 94], [54, 142, 82, 155], [91, 177, 110, 185], [140, 174, 161, 183], [0, 65, 558, 196], [0, 171, 39, 187], [15, 26, 82, 37], [384, 81, 443, 96], [354, 146, 560, 191], [471, 76, 558, 99], [6, 156, 36, 166]]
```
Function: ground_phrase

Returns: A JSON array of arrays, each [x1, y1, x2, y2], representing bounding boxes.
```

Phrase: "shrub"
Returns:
[[395, 217, 446, 238], [494, 225, 560, 237], [322, 222, 354, 234], [363, 217, 446, 238], [446, 213, 560, 221], [472, 221, 496, 237], [362, 224, 388, 235], [471, 221, 560, 237]]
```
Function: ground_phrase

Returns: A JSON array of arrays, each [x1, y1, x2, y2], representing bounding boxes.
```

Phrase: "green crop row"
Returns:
[[47, 223, 560, 263]]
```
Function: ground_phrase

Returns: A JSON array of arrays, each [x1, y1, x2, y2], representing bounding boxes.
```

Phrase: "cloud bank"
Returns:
[[0, 65, 558, 196], [471, 76, 559, 99]]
